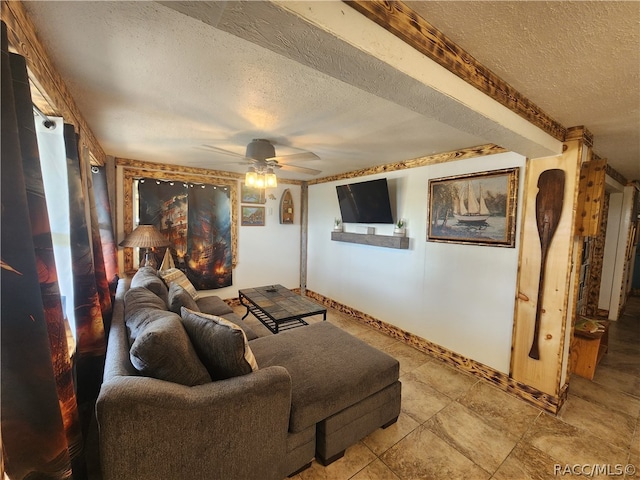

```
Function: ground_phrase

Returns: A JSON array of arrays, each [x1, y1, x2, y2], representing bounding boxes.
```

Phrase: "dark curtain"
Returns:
[[139, 180, 232, 289], [1, 22, 84, 479], [91, 166, 118, 291], [85, 162, 113, 331], [64, 125, 106, 415]]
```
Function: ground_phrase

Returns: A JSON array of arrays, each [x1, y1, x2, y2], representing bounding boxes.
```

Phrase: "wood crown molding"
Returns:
[[1, 0, 106, 165], [605, 164, 629, 187], [344, 0, 567, 143], [308, 144, 506, 185], [565, 125, 594, 147], [116, 157, 303, 185]]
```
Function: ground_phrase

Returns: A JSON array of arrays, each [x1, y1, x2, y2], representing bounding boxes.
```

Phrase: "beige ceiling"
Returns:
[[23, 1, 639, 182]]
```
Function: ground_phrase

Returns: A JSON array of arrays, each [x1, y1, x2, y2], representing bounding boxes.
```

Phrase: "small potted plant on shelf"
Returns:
[[393, 219, 405, 236], [333, 218, 343, 232]]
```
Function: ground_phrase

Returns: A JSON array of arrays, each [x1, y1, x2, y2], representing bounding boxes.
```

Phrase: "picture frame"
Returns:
[[427, 167, 519, 247], [241, 183, 266, 204], [241, 206, 265, 226]]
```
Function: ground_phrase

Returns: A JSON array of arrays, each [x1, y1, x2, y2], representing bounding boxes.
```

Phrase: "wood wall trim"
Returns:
[[309, 143, 506, 185], [116, 157, 302, 185], [344, 0, 567, 142], [575, 156, 607, 237], [565, 125, 594, 147], [305, 289, 566, 414], [606, 164, 628, 186], [1, 0, 106, 165]]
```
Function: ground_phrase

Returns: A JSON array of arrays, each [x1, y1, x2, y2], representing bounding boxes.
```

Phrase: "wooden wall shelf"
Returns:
[[331, 231, 409, 249]]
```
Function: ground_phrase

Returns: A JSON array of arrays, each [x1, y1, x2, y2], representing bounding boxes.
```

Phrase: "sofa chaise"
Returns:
[[96, 267, 401, 480]]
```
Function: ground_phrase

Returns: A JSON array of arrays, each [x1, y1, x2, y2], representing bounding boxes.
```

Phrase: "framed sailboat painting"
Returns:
[[427, 167, 519, 247]]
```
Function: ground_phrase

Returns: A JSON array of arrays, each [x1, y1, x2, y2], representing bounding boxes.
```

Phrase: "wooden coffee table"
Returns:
[[239, 284, 327, 334]]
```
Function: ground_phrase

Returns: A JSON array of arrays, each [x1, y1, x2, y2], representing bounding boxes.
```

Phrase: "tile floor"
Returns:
[[237, 297, 640, 480]]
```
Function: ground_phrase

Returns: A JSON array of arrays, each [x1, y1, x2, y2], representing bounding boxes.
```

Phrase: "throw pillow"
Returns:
[[159, 268, 199, 300], [130, 266, 169, 307], [124, 286, 169, 345], [129, 313, 211, 386], [168, 282, 200, 315], [180, 308, 258, 380]]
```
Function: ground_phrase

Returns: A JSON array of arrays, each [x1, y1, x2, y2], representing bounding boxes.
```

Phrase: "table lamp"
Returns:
[[119, 224, 169, 270]]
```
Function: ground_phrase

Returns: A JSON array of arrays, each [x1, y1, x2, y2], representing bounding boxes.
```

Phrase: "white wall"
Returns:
[[202, 183, 303, 300], [307, 152, 526, 373]]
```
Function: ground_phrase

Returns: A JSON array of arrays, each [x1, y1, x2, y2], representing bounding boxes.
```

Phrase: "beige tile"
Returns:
[[523, 412, 628, 467], [458, 381, 541, 437], [299, 442, 376, 480], [628, 455, 639, 479], [491, 441, 563, 480], [327, 315, 371, 337], [592, 365, 640, 399], [557, 395, 636, 450], [356, 328, 399, 351], [425, 402, 519, 473], [362, 412, 420, 456], [382, 341, 432, 375], [399, 371, 451, 424], [381, 425, 491, 480], [350, 459, 401, 480], [568, 374, 640, 418], [410, 360, 478, 400], [631, 417, 640, 457]]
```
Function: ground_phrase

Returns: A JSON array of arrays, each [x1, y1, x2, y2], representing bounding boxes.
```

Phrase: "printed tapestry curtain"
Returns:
[[1, 22, 84, 479], [138, 179, 233, 289], [1, 20, 111, 479], [91, 166, 118, 291]]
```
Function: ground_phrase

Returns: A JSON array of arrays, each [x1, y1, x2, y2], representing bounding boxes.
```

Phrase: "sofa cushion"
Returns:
[[219, 313, 259, 341], [159, 268, 199, 300], [130, 266, 168, 307], [181, 308, 258, 380], [168, 283, 200, 315], [124, 286, 168, 344], [249, 322, 399, 433], [195, 295, 234, 316], [129, 313, 211, 386]]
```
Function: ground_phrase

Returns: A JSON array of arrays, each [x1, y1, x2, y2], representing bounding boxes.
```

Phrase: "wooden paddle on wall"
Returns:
[[528, 168, 565, 360]]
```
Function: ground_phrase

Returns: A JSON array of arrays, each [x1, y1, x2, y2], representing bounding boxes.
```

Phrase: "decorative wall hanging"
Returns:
[[241, 183, 266, 204], [528, 168, 565, 360], [138, 179, 233, 289], [280, 188, 294, 224], [241, 206, 265, 226], [427, 167, 519, 247]]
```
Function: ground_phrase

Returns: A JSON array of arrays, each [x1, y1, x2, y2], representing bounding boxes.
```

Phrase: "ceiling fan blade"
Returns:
[[200, 144, 247, 159], [278, 163, 322, 175], [269, 152, 320, 163]]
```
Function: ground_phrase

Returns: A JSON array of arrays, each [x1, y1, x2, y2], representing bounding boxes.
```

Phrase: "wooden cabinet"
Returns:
[[570, 320, 609, 380]]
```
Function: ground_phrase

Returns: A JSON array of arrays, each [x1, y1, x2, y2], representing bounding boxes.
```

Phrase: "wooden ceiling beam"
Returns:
[[344, 0, 567, 142]]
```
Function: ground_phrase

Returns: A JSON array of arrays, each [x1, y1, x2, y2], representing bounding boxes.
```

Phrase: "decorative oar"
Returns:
[[528, 169, 565, 360]]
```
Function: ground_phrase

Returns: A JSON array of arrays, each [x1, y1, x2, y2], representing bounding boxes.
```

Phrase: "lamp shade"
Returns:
[[119, 225, 169, 248]]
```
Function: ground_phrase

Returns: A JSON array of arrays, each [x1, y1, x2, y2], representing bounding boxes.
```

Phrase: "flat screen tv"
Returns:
[[336, 178, 394, 224]]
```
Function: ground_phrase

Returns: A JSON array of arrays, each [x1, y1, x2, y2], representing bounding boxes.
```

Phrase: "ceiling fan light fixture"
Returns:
[[266, 167, 277, 188], [245, 166, 257, 187], [255, 173, 266, 189]]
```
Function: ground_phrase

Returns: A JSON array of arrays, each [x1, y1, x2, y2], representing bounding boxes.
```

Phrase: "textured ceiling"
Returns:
[[22, 1, 639, 182]]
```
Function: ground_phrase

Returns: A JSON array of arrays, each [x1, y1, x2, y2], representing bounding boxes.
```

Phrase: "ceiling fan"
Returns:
[[201, 139, 322, 188]]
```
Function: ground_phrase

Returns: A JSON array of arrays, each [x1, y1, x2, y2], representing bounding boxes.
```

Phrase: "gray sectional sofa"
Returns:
[[97, 267, 401, 480]]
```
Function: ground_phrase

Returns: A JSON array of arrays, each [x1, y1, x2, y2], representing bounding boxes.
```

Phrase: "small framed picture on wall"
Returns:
[[241, 206, 265, 226], [241, 183, 266, 204]]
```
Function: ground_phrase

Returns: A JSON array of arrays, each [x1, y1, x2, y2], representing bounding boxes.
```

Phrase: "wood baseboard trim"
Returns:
[[305, 289, 567, 414]]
